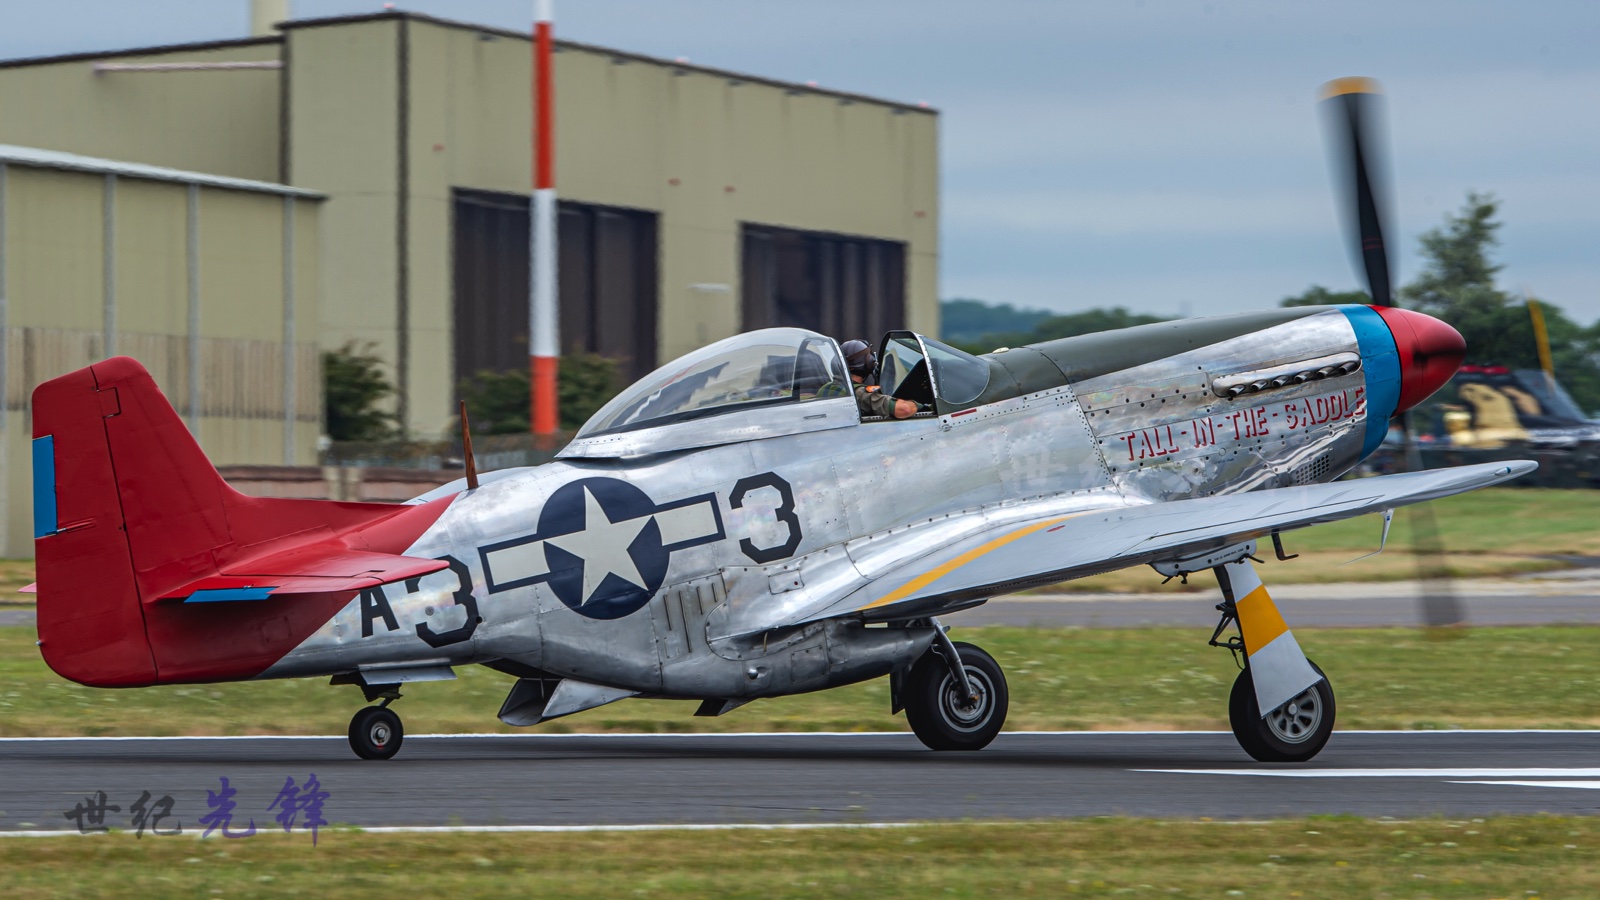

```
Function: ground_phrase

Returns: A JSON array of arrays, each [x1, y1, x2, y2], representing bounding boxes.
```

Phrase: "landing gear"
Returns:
[[1228, 660, 1335, 762], [904, 628, 1009, 751], [1206, 557, 1335, 763], [348, 704, 404, 760]]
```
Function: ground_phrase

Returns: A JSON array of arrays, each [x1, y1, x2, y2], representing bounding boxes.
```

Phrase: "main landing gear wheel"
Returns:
[[905, 641, 1009, 751], [1228, 659, 1335, 763], [348, 705, 404, 760]]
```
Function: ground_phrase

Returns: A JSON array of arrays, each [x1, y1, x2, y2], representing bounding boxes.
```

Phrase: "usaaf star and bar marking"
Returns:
[[1110, 387, 1366, 463], [480, 476, 728, 620], [356, 472, 801, 639]]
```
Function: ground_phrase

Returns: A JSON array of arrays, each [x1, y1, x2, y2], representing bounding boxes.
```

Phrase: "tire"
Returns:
[[349, 706, 404, 760], [1228, 659, 1335, 763], [904, 641, 1009, 751]]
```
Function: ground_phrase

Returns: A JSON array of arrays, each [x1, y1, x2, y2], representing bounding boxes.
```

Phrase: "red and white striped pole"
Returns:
[[530, 0, 558, 441]]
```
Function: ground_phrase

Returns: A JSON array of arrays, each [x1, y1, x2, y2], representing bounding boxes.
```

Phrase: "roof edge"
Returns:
[[279, 10, 938, 115], [0, 144, 324, 199], [0, 34, 281, 71]]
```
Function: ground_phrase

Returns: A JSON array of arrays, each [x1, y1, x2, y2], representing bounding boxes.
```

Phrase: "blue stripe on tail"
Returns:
[[31, 435, 56, 538]]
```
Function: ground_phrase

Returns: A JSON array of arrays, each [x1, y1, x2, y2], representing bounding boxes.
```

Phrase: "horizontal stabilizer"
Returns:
[[154, 549, 448, 602]]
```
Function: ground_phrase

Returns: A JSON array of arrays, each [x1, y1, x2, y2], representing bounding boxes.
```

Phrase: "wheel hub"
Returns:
[[940, 669, 993, 730], [1265, 686, 1322, 744], [370, 723, 391, 747]]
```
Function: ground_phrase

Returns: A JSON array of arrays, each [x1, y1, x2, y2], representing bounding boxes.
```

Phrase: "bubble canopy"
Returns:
[[577, 328, 851, 438]]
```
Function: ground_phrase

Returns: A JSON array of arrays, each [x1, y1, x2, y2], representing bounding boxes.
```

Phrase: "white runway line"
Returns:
[[0, 729, 1594, 742], [0, 819, 1305, 839], [1139, 768, 1600, 778], [1452, 780, 1600, 791], [0, 822, 932, 839]]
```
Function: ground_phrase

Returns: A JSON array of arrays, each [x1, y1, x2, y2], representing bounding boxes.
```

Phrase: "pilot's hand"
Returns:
[[892, 399, 917, 419]]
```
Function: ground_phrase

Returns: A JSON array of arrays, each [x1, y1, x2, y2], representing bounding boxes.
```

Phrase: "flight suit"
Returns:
[[854, 382, 899, 418]]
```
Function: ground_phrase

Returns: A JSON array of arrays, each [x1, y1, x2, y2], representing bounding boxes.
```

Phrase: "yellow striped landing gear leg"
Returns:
[[1212, 559, 1336, 762]]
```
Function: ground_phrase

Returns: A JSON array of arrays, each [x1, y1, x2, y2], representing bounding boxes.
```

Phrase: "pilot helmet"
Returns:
[[840, 340, 876, 377]]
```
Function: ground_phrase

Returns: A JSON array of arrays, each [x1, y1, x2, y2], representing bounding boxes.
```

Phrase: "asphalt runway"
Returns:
[[2, 731, 1597, 834]]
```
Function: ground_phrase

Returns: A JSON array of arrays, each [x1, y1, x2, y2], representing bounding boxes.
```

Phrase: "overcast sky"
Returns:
[[4, 1, 1598, 323]]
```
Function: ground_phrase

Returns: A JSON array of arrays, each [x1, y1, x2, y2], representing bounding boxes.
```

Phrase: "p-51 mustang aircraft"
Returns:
[[31, 79, 1533, 762]]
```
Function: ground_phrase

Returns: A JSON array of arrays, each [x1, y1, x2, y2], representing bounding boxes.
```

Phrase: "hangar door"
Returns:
[[741, 224, 905, 341], [453, 189, 659, 386]]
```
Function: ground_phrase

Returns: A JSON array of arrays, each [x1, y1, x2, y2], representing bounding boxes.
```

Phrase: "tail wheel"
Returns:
[[349, 706, 404, 760], [1228, 659, 1335, 762], [904, 641, 1009, 751]]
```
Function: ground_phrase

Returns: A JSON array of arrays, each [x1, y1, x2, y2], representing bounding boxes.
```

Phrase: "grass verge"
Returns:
[[2, 625, 1595, 736], [1, 817, 1595, 898]]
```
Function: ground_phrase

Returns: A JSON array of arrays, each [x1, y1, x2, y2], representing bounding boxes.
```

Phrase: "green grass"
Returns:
[[3, 625, 1596, 736], [2, 818, 1596, 898]]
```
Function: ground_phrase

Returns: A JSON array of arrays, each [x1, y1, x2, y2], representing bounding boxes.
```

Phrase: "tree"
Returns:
[[457, 353, 622, 435], [949, 305, 1169, 354], [1397, 193, 1600, 415], [323, 342, 399, 441], [1280, 286, 1370, 307], [1023, 307, 1169, 342], [939, 298, 1052, 344], [1401, 193, 1505, 318]]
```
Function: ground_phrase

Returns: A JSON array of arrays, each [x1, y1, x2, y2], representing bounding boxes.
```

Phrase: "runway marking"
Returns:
[[1139, 768, 1600, 778], [0, 820, 1300, 839], [1452, 781, 1600, 791], [0, 729, 1594, 743], [0, 822, 933, 839]]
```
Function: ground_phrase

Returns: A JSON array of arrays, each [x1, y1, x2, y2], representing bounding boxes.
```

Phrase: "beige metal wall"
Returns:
[[0, 40, 283, 183], [0, 164, 322, 557], [0, 11, 940, 444], [286, 14, 939, 437]]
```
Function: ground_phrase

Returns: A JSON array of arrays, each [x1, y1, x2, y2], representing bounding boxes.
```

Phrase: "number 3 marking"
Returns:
[[731, 472, 802, 564]]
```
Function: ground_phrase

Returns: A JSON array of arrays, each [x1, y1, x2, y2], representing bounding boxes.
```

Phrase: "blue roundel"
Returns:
[[536, 477, 672, 620]]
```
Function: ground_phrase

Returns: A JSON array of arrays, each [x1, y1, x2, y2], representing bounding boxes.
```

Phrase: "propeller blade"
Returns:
[[1321, 78, 1465, 631], [1399, 413, 1466, 630], [1320, 77, 1396, 308]]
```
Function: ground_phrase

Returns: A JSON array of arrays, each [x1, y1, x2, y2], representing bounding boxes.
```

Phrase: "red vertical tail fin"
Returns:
[[31, 361, 159, 686], [33, 358, 452, 687]]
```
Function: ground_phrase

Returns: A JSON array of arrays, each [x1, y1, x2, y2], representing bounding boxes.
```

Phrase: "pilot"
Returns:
[[841, 339, 916, 419]]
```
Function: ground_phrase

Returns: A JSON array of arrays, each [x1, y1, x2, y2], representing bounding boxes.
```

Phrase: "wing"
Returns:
[[151, 546, 448, 603], [789, 460, 1536, 627]]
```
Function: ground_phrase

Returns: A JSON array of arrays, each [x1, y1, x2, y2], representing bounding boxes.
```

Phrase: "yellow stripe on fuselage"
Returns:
[[862, 516, 1073, 611], [1236, 584, 1291, 654]]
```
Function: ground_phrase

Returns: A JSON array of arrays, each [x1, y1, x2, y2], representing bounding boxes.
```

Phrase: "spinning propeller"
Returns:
[[1319, 78, 1468, 630]]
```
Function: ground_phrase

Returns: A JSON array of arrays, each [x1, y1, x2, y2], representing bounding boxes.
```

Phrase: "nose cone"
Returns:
[[1372, 306, 1465, 413]]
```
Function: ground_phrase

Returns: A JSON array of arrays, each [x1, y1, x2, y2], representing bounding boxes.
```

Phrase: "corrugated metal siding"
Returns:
[[0, 42, 285, 182], [0, 165, 322, 557]]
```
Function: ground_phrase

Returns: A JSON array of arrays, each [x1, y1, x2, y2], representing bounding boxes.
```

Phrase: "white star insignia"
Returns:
[[544, 487, 651, 605]]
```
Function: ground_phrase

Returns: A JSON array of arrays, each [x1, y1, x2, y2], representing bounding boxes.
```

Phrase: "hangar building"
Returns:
[[0, 8, 940, 557]]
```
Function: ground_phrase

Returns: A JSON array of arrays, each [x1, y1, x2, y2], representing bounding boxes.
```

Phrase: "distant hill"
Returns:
[[940, 299, 1170, 354], [940, 299, 1052, 344]]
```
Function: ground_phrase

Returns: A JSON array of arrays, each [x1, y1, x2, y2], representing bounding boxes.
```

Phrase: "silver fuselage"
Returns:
[[263, 309, 1382, 701]]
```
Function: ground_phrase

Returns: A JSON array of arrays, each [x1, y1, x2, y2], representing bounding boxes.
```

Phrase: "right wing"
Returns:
[[783, 460, 1537, 629]]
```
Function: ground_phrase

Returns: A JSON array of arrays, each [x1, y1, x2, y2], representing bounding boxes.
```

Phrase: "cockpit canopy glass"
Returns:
[[878, 333, 991, 407], [922, 337, 990, 405], [577, 328, 851, 438]]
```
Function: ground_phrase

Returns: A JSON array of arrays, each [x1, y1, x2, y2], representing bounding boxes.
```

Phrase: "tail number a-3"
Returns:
[[358, 556, 480, 648], [731, 472, 802, 564]]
